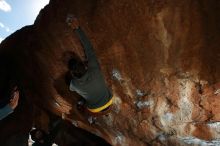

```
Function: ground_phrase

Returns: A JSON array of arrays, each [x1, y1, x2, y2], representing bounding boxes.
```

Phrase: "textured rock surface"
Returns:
[[0, 0, 220, 145]]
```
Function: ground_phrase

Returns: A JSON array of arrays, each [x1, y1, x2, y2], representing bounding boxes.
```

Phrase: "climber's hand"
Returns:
[[66, 15, 79, 30], [70, 17, 80, 30], [9, 90, 19, 110]]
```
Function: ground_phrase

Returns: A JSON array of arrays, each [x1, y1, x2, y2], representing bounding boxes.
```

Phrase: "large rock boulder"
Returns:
[[0, 0, 220, 145]]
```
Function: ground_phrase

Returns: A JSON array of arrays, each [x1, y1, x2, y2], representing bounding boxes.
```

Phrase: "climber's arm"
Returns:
[[68, 17, 99, 68], [0, 90, 19, 120], [0, 104, 13, 120], [69, 80, 76, 92], [75, 27, 96, 61], [48, 119, 63, 142]]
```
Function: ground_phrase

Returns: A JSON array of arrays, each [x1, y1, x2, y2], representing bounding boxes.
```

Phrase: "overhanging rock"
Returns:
[[0, 0, 220, 145]]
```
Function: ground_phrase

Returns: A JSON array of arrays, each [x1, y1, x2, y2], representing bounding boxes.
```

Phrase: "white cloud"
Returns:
[[0, 37, 4, 43], [0, 22, 4, 28], [0, 22, 12, 33], [0, 0, 11, 12]]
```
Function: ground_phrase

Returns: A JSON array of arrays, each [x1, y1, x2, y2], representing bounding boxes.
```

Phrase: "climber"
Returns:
[[30, 128, 58, 146], [30, 117, 62, 146], [30, 129, 50, 146], [0, 86, 20, 120], [66, 16, 113, 114]]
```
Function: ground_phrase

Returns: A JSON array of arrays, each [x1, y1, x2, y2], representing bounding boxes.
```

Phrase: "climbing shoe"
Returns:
[[77, 98, 86, 111]]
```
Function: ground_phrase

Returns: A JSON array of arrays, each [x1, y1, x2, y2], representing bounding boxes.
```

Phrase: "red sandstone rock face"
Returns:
[[0, 0, 220, 145]]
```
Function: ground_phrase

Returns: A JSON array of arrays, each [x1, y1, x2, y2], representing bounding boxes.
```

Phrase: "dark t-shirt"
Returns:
[[69, 28, 112, 109]]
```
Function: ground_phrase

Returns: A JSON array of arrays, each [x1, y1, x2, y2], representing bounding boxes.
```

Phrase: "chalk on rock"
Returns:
[[214, 89, 220, 95], [112, 69, 123, 81], [88, 116, 97, 124], [136, 89, 146, 97], [136, 99, 154, 109]]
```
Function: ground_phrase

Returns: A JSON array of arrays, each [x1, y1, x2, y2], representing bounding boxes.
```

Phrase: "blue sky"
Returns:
[[0, 0, 49, 43]]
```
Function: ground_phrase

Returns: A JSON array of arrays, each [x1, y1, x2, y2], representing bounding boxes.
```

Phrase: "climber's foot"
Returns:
[[77, 98, 86, 112]]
